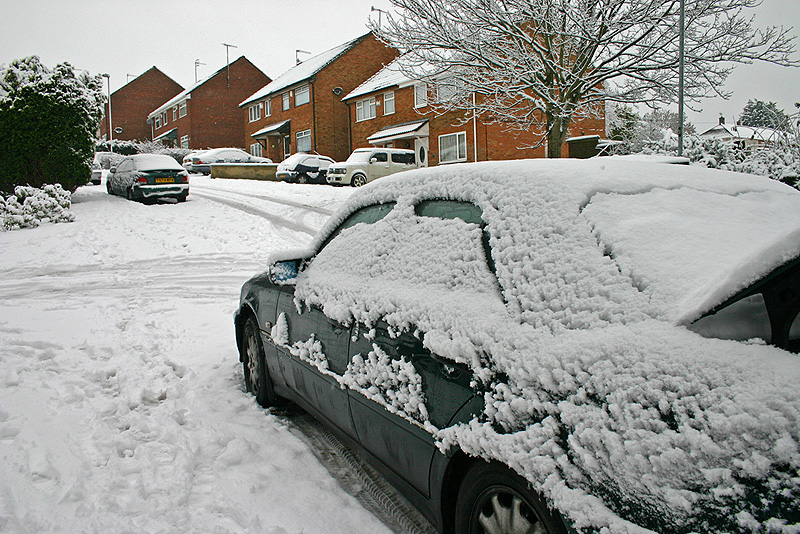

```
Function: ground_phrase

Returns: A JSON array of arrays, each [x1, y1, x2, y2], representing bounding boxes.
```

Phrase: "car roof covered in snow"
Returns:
[[305, 158, 800, 327]]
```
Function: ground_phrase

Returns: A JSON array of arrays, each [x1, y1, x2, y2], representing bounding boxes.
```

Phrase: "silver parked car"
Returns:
[[189, 148, 272, 175]]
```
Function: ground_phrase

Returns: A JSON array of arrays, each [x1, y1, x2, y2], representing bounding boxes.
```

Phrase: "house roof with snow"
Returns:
[[699, 122, 785, 143], [148, 56, 252, 119], [240, 34, 372, 108], [344, 53, 441, 101]]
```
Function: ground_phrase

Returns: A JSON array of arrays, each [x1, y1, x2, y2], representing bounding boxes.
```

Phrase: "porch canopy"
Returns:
[[367, 120, 429, 145], [154, 127, 177, 142], [252, 120, 291, 140]]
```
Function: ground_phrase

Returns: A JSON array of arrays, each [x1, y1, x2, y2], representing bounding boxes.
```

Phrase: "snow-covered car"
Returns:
[[189, 148, 272, 175], [326, 147, 417, 187], [276, 153, 335, 184], [182, 150, 207, 173], [234, 159, 800, 534], [107, 154, 189, 203], [90, 159, 102, 185]]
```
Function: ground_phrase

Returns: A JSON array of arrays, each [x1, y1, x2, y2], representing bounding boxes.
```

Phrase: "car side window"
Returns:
[[415, 200, 495, 274], [372, 152, 388, 163], [319, 202, 396, 252], [391, 153, 415, 165]]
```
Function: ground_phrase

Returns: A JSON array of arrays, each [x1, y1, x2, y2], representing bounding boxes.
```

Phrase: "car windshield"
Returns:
[[345, 151, 373, 163]]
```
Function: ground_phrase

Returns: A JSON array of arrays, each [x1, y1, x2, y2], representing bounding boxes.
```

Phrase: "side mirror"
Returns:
[[369, 157, 378, 164], [270, 259, 300, 284], [109, 167, 116, 173]]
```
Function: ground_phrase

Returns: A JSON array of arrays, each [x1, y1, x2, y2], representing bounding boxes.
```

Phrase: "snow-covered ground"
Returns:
[[0, 177, 400, 533]]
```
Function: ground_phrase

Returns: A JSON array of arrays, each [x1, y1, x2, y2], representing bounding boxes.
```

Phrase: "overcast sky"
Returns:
[[0, 0, 798, 133]]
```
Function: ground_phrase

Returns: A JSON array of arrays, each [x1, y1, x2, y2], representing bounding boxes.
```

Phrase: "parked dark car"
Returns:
[[107, 154, 189, 202], [276, 153, 335, 184], [235, 159, 800, 534], [90, 159, 102, 185], [189, 148, 271, 175]]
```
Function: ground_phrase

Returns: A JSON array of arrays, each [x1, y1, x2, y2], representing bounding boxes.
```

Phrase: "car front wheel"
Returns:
[[351, 174, 367, 187], [454, 462, 567, 534], [243, 317, 279, 408]]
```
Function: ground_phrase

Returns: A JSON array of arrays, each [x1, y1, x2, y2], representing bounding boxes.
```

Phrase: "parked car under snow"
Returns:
[[107, 154, 189, 203], [189, 148, 271, 175], [276, 153, 335, 184], [234, 159, 800, 534]]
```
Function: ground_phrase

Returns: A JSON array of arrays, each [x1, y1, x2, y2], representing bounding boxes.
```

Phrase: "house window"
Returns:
[[414, 83, 428, 108], [296, 129, 311, 152], [295, 84, 310, 106], [250, 142, 263, 157], [179, 101, 187, 118], [162, 112, 168, 126], [264, 98, 271, 117], [356, 97, 377, 122], [180, 135, 189, 149], [282, 92, 290, 111], [173, 106, 178, 121], [439, 131, 467, 164], [249, 103, 261, 123], [383, 91, 395, 115], [154, 115, 162, 129]]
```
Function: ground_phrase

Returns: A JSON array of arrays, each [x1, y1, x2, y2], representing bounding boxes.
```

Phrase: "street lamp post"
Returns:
[[678, 0, 685, 157], [222, 43, 237, 88], [102, 73, 112, 152]]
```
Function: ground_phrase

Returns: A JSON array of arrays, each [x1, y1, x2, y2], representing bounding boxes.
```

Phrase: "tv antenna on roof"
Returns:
[[222, 43, 238, 87], [296, 49, 311, 65]]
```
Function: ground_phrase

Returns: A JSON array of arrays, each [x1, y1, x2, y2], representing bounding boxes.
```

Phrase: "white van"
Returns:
[[326, 148, 418, 187]]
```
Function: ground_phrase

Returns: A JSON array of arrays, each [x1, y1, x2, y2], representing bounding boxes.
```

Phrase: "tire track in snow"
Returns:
[[190, 183, 336, 216], [190, 190, 318, 236]]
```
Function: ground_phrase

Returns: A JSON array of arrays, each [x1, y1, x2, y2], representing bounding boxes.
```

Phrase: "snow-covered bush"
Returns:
[[0, 56, 105, 194], [94, 139, 191, 165], [1, 184, 74, 231]]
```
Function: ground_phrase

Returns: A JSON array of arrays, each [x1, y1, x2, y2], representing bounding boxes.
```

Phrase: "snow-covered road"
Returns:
[[0, 177, 412, 533]]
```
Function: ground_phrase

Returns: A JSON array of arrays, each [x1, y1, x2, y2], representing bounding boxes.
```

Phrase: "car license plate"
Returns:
[[155, 177, 174, 184]]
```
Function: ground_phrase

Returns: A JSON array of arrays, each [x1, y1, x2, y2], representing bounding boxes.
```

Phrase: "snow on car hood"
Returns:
[[292, 158, 800, 533]]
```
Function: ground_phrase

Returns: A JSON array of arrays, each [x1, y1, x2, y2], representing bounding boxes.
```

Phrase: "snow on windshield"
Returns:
[[133, 154, 183, 171], [345, 151, 373, 164]]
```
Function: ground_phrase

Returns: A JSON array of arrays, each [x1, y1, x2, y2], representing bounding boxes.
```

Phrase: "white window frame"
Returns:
[[154, 115, 162, 129], [414, 83, 428, 108], [295, 84, 310, 107], [356, 97, 377, 122], [264, 98, 271, 117], [162, 112, 168, 126], [250, 142, 263, 157], [438, 131, 467, 164], [249, 103, 261, 123], [282, 92, 290, 111], [179, 101, 187, 118], [173, 106, 178, 121], [180, 135, 189, 149], [383, 91, 395, 115], [296, 129, 311, 153]]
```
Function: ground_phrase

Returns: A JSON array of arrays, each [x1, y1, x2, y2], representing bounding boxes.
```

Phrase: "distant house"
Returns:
[[699, 117, 785, 151], [343, 56, 606, 166], [148, 56, 270, 150], [99, 67, 183, 143], [240, 32, 399, 162]]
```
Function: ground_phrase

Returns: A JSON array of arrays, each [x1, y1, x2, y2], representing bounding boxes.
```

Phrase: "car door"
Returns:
[[369, 151, 392, 180], [275, 286, 357, 439], [111, 159, 131, 194], [347, 321, 480, 497]]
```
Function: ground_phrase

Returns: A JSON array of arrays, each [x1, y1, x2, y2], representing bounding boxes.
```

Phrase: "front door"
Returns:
[[414, 137, 429, 167]]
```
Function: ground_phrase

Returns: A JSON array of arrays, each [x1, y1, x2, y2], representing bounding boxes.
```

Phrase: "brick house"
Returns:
[[343, 56, 606, 166], [99, 67, 183, 143], [148, 56, 270, 150], [240, 32, 398, 163]]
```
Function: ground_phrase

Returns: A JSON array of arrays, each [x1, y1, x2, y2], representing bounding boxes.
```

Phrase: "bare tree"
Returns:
[[373, 0, 797, 158]]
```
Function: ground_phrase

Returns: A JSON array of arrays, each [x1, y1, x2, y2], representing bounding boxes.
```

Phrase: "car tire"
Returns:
[[297, 173, 309, 184], [454, 462, 567, 534], [126, 187, 133, 201], [177, 193, 188, 203], [243, 317, 280, 408], [351, 174, 367, 187]]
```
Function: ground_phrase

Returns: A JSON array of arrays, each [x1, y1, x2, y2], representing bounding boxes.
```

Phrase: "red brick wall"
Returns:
[[348, 84, 605, 163], [243, 33, 399, 163], [151, 56, 269, 150], [100, 67, 183, 142]]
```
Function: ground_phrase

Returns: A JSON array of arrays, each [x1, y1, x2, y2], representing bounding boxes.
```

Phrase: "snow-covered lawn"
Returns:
[[0, 178, 396, 533]]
